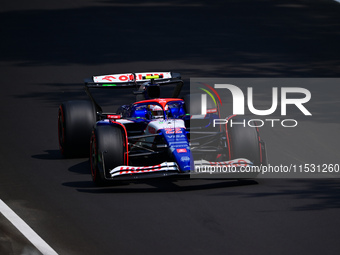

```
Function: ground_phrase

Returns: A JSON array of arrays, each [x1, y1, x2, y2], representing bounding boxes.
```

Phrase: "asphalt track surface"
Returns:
[[1, 0, 340, 254]]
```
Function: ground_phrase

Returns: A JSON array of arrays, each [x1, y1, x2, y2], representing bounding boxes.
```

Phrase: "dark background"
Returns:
[[1, 0, 340, 254]]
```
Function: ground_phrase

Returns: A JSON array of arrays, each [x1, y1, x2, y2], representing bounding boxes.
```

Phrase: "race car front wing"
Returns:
[[108, 158, 254, 180], [110, 162, 178, 178]]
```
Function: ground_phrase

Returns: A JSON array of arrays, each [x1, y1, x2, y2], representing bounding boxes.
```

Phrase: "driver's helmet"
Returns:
[[148, 104, 163, 119]]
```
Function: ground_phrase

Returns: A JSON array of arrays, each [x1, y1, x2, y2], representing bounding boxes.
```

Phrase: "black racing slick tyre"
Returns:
[[58, 100, 97, 158], [90, 125, 125, 186], [226, 118, 263, 166]]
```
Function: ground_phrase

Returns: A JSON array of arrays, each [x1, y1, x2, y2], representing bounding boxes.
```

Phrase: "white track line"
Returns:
[[0, 199, 58, 255]]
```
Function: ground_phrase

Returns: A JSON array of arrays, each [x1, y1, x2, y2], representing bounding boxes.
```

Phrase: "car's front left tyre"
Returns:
[[90, 125, 125, 186]]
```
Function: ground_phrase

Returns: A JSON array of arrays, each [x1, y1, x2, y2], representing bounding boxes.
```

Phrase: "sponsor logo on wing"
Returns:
[[94, 72, 172, 83], [177, 148, 187, 153]]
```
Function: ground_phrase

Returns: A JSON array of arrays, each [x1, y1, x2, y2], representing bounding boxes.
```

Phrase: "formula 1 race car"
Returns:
[[58, 72, 267, 185]]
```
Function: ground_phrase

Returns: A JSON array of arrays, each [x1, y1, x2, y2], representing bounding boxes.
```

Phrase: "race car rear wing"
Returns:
[[84, 72, 183, 112], [84, 72, 182, 88]]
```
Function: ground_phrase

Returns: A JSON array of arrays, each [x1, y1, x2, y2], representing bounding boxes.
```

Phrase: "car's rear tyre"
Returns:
[[90, 125, 125, 186], [58, 100, 97, 158], [226, 118, 263, 166]]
